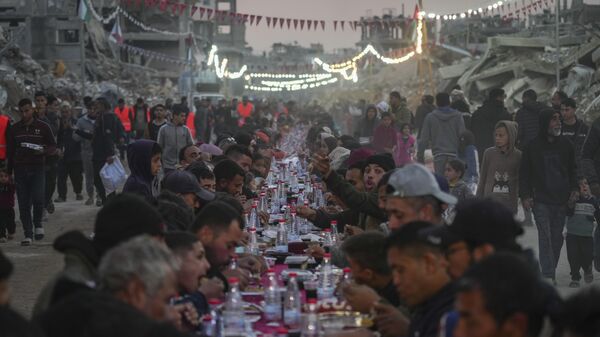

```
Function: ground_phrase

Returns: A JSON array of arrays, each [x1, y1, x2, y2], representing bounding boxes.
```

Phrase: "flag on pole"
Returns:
[[109, 19, 124, 44], [78, 0, 91, 22]]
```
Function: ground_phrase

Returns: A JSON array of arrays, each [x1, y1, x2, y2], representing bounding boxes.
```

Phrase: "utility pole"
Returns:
[[555, 0, 560, 90], [80, 19, 86, 104]]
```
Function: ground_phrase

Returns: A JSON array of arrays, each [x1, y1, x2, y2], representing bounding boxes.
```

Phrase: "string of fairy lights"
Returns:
[[84, 0, 533, 92]]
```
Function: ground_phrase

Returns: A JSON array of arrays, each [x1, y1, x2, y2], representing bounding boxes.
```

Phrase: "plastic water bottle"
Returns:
[[248, 228, 259, 256], [243, 212, 250, 230], [278, 180, 287, 205], [264, 268, 282, 322], [271, 187, 281, 213], [207, 298, 222, 337], [276, 219, 288, 252], [318, 253, 335, 300], [288, 212, 300, 242], [330, 220, 339, 246], [259, 192, 268, 213], [290, 172, 299, 193], [284, 273, 301, 330], [337, 267, 352, 301], [301, 299, 319, 337], [322, 228, 334, 251], [248, 204, 259, 229], [223, 278, 245, 335]]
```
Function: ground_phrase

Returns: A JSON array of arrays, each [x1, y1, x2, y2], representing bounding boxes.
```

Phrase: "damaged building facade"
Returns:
[[438, 0, 600, 120]]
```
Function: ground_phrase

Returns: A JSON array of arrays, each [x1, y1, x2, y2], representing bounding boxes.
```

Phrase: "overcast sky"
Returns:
[[238, 0, 595, 52]]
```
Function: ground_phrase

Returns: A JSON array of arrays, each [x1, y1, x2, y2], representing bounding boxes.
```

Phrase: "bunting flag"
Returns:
[[307, 20, 312, 30], [300, 19, 305, 30], [250, 14, 255, 25], [206, 8, 213, 19], [256, 15, 262, 25], [293, 19, 298, 29], [320, 20, 325, 30], [286, 18, 291, 29], [266, 17, 271, 27], [191, 6, 198, 17], [178, 3, 186, 15], [280, 18, 285, 28], [333, 20, 337, 31], [109, 19, 124, 44]]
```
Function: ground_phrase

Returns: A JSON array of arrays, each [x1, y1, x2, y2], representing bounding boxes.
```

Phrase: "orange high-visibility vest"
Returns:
[[0, 115, 8, 160], [114, 106, 132, 132], [237, 102, 253, 119], [186, 112, 196, 140]]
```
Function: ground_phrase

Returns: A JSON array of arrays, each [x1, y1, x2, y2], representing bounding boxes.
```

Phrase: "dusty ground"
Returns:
[[3, 196, 97, 318], [2, 197, 598, 319]]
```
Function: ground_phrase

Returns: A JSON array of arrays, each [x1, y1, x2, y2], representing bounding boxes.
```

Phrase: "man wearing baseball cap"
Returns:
[[385, 163, 457, 230], [162, 170, 215, 212]]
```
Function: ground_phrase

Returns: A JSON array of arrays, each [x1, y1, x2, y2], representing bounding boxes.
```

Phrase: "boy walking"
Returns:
[[157, 107, 193, 173], [0, 169, 15, 243], [566, 178, 598, 287]]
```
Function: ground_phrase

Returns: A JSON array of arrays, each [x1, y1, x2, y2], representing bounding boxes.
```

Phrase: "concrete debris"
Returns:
[[0, 25, 178, 118]]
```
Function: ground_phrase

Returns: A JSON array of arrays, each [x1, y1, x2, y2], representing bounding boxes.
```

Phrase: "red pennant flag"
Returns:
[[293, 19, 298, 29], [313, 20, 317, 30], [333, 20, 337, 31], [320, 20, 325, 30], [243, 14, 249, 22], [256, 16, 262, 25], [300, 19, 305, 30], [179, 3, 187, 15], [206, 8, 213, 19], [171, 3, 177, 14], [280, 18, 285, 29], [237, 13, 244, 23], [198, 7, 205, 17], [266, 17, 272, 27], [159, 0, 167, 12], [250, 15, 255, 25], [191, 6, 198, 17], [341, 21, 345, 30], [307, 20, 312, 30], [286, 18, 291, 29]]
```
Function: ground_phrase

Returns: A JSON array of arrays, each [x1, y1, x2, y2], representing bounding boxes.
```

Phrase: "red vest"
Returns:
[[0, 115, 8, 160], [186, 112, 196, 140], [114, 106, 132, 132]]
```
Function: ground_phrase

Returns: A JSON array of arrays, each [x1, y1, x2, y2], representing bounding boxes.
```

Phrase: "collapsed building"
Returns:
[[438, 1, 600, 120]]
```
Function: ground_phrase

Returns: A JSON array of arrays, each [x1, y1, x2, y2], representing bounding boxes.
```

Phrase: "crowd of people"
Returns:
[[0, 86, 599, 337]]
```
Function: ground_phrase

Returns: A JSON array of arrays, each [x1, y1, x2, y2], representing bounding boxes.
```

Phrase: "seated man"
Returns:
[[454, 253, 547, 337], [341, 232, 401, 312], [214, 159, 245, 198], [39, 235, 190, 337], [225, 144, 253, 173], [178, 144, 201, 169], [161, 170, 215, 212], [186, 162, 216, 192]]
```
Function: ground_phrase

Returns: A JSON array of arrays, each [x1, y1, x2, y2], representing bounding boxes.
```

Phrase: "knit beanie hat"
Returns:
[[92, 193, 165, 257], [365, 154, 396, 172]]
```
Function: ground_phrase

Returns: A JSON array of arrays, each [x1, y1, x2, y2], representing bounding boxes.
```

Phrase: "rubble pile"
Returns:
[[0, 25, 178, 118], [438, 29, 600, 118]]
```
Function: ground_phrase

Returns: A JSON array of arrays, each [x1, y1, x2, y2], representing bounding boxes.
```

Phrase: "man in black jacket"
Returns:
[[515, 89, 549, 149], [560, 98, 589, 177], [519, 108, 578, 283], [91, 98, 123, 205], [470, 88, 511, 160]]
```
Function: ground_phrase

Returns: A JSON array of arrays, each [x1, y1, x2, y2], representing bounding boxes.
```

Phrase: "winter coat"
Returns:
[[6, 118, 57, 174], [394, 134, 415, 167], [415, 102, 436, 136], [582, 117, 600, 186], [417, 107, 466, 162], [515, 100, 548, 149], [561, 118, 589, 177], [157, 122, 194, 170], [57, 118, 82, 163], [391, 103, 412, 126], [122, 140, 160, 202], [519, 109, 577, 205], [449, 180, 473, 202], [470, 100, 511, 159], [477, 121, 521, 213], [92, 111, 123, 162], [72, 114, 95, 155]]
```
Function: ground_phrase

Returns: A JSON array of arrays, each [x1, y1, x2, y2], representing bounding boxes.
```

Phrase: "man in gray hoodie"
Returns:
[[417, 93, 466, 175], [157, 107, 193, 173], [72, 106, 97, 206]]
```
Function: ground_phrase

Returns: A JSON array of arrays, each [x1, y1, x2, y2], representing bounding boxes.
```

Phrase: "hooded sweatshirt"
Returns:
[[156, 122, 193, 170], [476, 121, 522, 213], [470, 99, 511, 159], [122, 140, 160, 202], [519, 109, 577, 205], [418, 107, 466, 161]]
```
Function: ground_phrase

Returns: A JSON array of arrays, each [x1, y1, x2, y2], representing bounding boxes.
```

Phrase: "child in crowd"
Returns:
[[476, 121, 521, 215], [566, 178, 599, 288], [444, 159, 473, 202], [458, 130, 479, 194], [393, 123, 415, 167], [122, 140, 162, 202], [0, 169, 15, 243]]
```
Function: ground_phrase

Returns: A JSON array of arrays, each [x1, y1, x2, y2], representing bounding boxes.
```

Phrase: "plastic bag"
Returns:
[[100, 157, 127, 195]]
